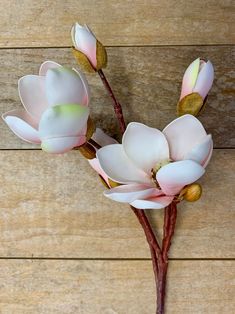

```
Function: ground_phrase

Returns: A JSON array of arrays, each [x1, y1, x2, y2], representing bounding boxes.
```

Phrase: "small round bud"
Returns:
[[180, 183, 202, 202]]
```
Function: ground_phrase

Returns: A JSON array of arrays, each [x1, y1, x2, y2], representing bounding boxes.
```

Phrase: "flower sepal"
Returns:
[[177, 92, 204, 117]]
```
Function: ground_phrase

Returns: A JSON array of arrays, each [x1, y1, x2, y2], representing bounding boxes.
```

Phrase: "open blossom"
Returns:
[[96, 115, 213, 209], [71, 23, 107, 71], [180, 58, 214, 101], [2, 61, 90, 153]]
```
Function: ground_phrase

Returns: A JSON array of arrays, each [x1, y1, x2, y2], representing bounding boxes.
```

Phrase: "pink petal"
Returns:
[[156, 160, 205, 196], [72, 68, 90, 106], [131, 196, 174, 210], [45, 67, 89, 107], [2, 109, 40, 143], [41, 136, 85, 154], [202, 143, 213, 168], [39, 61, 61, 76], [123, 122, 169, 174], [18, 75, 48, 120], [96, 144, 152, 185], [163, 114, 207, 161], [72, 23, 97, 68], [88, 158, 110, 186], [193, 60, 214, 100], [180, 58, 200, 100], [185, 134, 213, 167], [92, 128, 118, 147], [104, 184, 160, 203]]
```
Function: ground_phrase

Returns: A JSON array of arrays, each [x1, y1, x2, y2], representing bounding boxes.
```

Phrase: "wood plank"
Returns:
[[0, 149, 234, 258], [1, 1, 234, 47], [0, 260, 233, 313], [1, 46, 234, 149]]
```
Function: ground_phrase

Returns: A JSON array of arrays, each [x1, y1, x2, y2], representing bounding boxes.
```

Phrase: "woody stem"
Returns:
[[98, 69, 126, 134]]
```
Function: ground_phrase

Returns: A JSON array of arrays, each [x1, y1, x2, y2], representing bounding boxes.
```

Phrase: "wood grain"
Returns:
[[0, 259, 233, 313], [0, 149, 234, 258], [1, 46, 234, 149], [1, 0, 234, 47]]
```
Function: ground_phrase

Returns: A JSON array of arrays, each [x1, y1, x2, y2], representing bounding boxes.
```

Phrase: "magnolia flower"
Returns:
[[2, 61, 90, 153], [71, 23, 107, 71], [96, 115, 213, 209], [180, 58, 214, 101]]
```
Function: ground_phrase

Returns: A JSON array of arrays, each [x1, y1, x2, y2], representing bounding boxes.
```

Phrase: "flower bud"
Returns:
[[177, 58, 214, 116], [179, 183, 202, 202], [71, 23, 107, 72]]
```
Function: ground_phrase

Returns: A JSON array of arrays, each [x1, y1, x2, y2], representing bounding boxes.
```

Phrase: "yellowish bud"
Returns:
[[177, 92, 204, 117], [179, 183, 202, 202]]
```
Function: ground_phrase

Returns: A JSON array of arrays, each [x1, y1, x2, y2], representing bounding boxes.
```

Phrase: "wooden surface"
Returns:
[[1, 0, 234, 47], [1, 0, 235, 313], [0, 260, 234, 314]]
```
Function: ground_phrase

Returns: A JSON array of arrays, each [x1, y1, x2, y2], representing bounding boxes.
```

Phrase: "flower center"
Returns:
[[151, 159, 171, 188]]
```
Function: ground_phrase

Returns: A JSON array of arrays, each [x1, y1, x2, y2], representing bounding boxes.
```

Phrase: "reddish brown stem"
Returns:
[[131, 203, 178, 314], [162, 202, 178, 262], [98, 69, 126, 134], [156, 202, 178, 314], [131, 207, 162, 259], [131, 206, 161, 311], [156, 260, 168, 314]]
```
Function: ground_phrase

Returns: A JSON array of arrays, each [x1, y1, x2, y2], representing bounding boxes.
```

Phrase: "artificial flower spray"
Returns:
[[3, 23, 214, 314]]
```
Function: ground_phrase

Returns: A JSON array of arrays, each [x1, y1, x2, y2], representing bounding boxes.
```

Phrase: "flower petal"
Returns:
[[96, 144, 152, 185], [88, 158, 110, 186], [71, 23, 97, 68], [2, 109, 40, 143], [163, 114, 207, 161], [39, 104, 89, 140], [41, 136, 85, 154], [45, 67, 89, 107], [131, 196, 174, 210], [92, 128, 118, 147], [193, 60, 214, 100], [18, 75, 48, 120], [72, 68, 90, 106], [39, 61, 61, 76], [185, 134, 213, 167], [123, 122, 169, 173], [156, 160, 205, 196], [104, 184, 160, 203], [180, 58, 200, 100]]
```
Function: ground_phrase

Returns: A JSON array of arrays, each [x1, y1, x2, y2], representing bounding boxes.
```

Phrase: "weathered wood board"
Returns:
[[0, 260, 234, 314], [0, 0, 234, 47]]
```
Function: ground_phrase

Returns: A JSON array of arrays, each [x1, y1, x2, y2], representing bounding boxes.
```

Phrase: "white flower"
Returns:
[[2, 61, 90, 153], [96, 115, 213, 209]]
